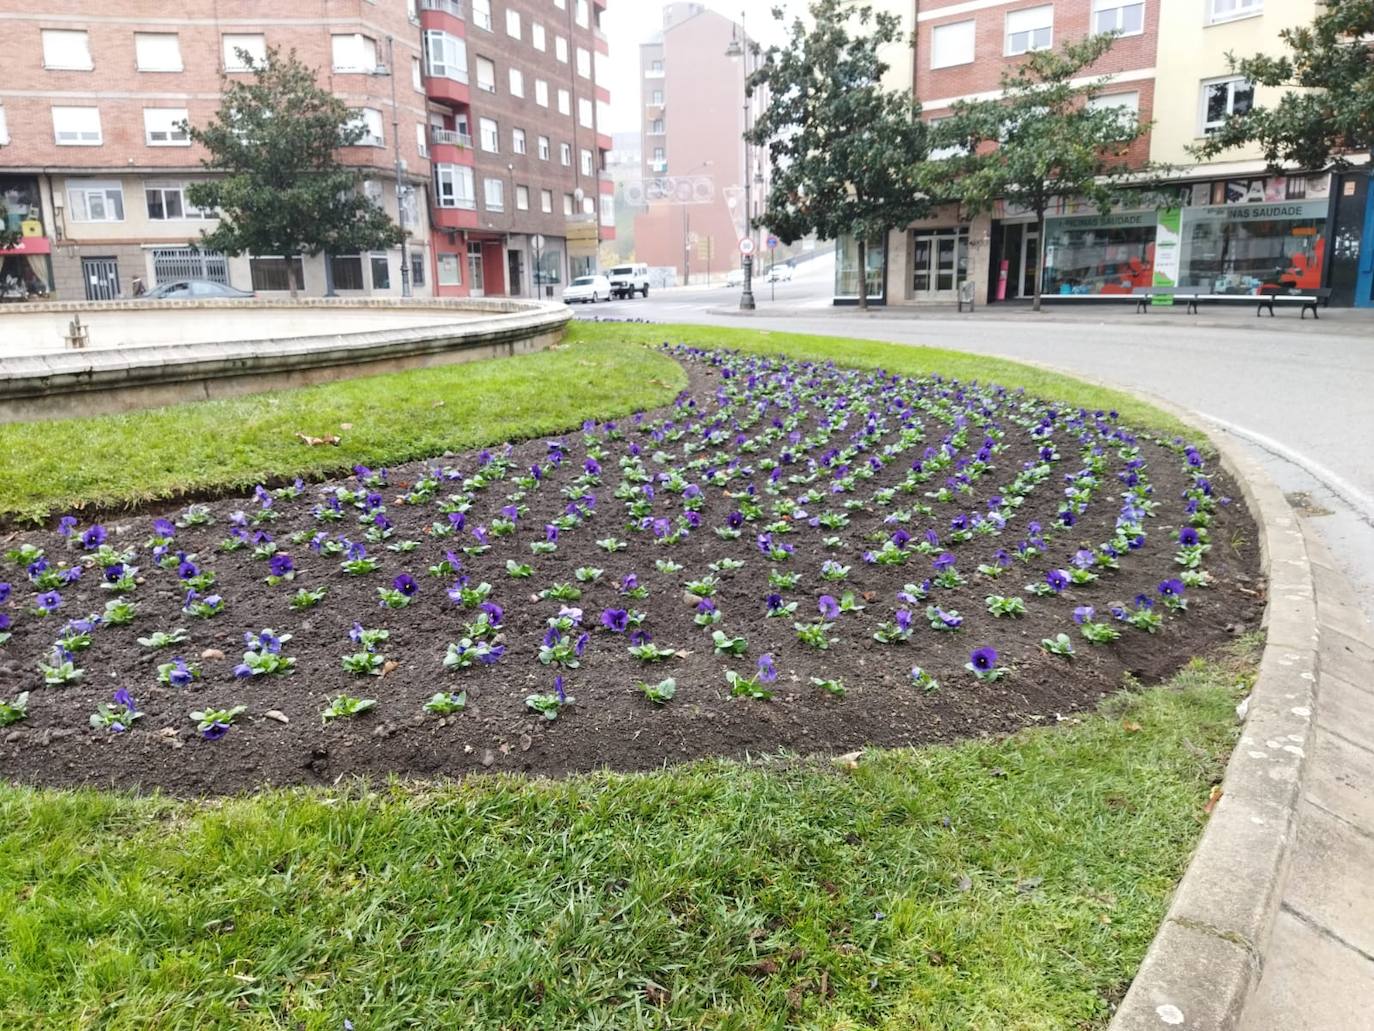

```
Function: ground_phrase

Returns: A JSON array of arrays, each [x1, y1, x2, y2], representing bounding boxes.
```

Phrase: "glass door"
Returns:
[[1021, 230, 1040, 299], [911, 237, 932, 295], [467, 242, 485, 297]]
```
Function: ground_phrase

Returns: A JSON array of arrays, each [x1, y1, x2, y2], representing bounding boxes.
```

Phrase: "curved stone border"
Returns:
[[0, 298, 572, 422]]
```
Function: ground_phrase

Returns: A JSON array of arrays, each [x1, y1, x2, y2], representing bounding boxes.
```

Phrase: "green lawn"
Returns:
[[0, 321, 1188, 525], [0, 642, 1254, 1030]]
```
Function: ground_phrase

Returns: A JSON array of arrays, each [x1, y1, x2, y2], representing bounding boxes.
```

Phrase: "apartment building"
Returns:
[[848, 0, 1365, 308], [629, 3, 768, 283], [0, 0, 613, 302]]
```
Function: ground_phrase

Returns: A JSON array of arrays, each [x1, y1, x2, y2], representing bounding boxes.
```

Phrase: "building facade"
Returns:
[[0, 0, 613, 302], [842, 0, 1367, 308], [629, 4, 767, 285]]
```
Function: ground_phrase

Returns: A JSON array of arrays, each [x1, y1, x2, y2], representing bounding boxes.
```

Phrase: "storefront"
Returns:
[[834, 232, 887, 305], [1042, 210, 1156, 297], [0, 175, 54, 299]]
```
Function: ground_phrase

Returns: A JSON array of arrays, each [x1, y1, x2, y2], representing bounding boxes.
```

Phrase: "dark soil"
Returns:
[[0, 347, 1263, 795]]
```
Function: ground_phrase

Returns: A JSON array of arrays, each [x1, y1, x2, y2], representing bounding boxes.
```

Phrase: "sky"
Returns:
[[601, 0, 808, 135]]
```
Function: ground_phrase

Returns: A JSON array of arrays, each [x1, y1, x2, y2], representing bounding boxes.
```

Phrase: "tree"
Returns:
[[919, 35, 1153, 311], [1192, 1, 1374, 170], [747, 0, 931, 309], [186, 47, 402, 296]]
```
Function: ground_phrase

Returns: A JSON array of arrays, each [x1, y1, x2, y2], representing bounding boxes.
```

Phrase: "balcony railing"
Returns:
[[420, 0, 464, 17], [431, 127, 472, 147]]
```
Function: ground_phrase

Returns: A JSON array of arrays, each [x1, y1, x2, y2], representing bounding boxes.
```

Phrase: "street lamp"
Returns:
[[726, 14, 756, 311]]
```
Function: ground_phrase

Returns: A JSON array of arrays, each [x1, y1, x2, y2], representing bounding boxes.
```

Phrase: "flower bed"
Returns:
[[0, 346, 1260, 794]]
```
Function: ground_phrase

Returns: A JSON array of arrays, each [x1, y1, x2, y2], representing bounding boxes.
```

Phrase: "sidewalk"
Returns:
[[1238, 530, 1374, 1029], [704, 300, 1374, 336]]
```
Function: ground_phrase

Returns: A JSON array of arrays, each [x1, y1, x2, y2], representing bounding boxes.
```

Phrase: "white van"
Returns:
[[607, 263, 651, 299]]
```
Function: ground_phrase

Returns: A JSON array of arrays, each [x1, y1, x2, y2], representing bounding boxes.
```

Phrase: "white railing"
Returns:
[[420, 0, 464, 17], [431, 127, 472, 147]]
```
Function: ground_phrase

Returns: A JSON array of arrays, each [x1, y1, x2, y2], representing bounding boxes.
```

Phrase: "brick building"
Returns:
[[842, 0, 1368, 308], [629, 3, 767, 284], [0, 0, 613, 301]]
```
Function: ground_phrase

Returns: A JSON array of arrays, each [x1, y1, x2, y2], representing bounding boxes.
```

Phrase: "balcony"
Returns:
[[425, 68, 470, 107], [420, 0, 463, 15], [432, 203, 479, 231], [430, 126, 475, 166], [431, 127, 472, 148]]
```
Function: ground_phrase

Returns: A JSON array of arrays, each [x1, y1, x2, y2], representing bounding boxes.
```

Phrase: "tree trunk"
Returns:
[[856, 236, 869, 312], [287, 259, 300, 300], [1032, 210, 1047, 313]]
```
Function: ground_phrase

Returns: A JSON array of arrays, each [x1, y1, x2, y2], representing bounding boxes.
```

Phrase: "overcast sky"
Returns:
[[602, 0, 808, 135]]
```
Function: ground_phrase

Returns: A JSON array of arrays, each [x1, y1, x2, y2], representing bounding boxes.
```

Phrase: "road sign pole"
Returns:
[[738, 236, 756, 311]]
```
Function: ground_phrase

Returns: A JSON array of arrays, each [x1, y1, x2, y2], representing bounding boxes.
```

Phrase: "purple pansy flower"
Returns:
[[818, 595, 840, 620], [80, 525, 107, 550], [393, 574, 418, 597], [268, 554, 295, 578], [969, 647, 998, 672], [1046, 569, 1070, 593], [600, 608, 629, 633], [757, 654, 778, 684]]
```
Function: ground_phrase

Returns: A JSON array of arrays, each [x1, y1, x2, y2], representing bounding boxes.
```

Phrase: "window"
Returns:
[[578, 98, 594, 129], [575, 0, 589, 29], [506, 9, 521, 38], [558, 89, 571, 115], [650, 118, 664, 134], [582, 195, 595, 216], [513, 127, 527, 153], [476, 57, 496, 92], [652, 146, 665, 162], [1201, 77, 1254, 134], [538, 135, 550, 160], [330, 255, 364, 290], [435, 165, 476, 208], [250, 256, 304, 292], [0, 107, 8, 146], [479, 117, 499, 152], [560, 142, 572, 166], [437, 253, 461, 285], [556, 36, 569, 63], [509, 67, 525, 97], [223, 34, 267, 71], [484, 178, 504, 211], [580, 148, 593, 175], [370, 255, 391, 291], [146, 182, 215, 220], [41, 30, 92, 70], [412, 57, 423, 91], [1208, 0, 1262, 24], [600, 193, 614, 228], [331, 34, 378, 73], [650, 60, 664, 73], [472, 0, 492, 30], [650, 90, 664, 106], [349, 108, 385, 146], [541, 189, 553, 213], [1088, 91, 1140, 116], [424, 31, 467, 82], [576, 47, 591, 79], [144, 108, 189, 146], [135, 33, 182, 72], [532, 24, 546, 51], [516, 185, 530, 210], [66, 180, 124, 221], [417, 122, 429, 157], [930, 20, 975, 69], [53, 106, 102, 146], [1006, 6, 1053, 55], [1093, 0, 1145, 35], [563, 193, 574, 216], [410, 253, 426, 287], [535, 79, 550, 107]]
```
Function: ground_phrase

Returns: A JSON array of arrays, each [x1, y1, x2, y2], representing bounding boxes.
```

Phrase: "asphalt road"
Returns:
[[573, 275, 1374, 623]]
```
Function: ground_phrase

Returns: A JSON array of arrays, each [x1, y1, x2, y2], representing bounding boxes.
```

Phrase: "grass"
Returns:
[[1, 320, 1193, 525], [0, 639, 1257, 1030]]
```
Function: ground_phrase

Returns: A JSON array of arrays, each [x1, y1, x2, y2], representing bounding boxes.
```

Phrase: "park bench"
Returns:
[[1128, 286, 1333, 319]]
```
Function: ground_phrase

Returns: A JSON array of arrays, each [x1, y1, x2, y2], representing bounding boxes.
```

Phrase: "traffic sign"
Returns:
[[767, 235, 779, 250], [739, 237, 755, 256]]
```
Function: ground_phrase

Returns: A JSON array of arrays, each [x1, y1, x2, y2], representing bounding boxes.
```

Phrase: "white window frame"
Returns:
[[535, 79, 550, 107], [1092, 0, 1145, 36], [532, 24, 547, 51], [472, 0, 492, 31], [580, 148, 593, 176], [476, 56, 496, 93], [509, 67, 525, 97], [513, 127, 527, 154], [0, 106, 8, 146], [143, 108, 190, 147], [578, 97, 594, 129], [437, 252, 462, 286], [349, 108, 385, 147], [145, 181, 215, 221], [538, 135, 551, 160], [563, 193, 574, 216], [1207, 0, 1262, 25], [416, 122, 429, 157], [1088, 90, 1140, 116], [65, 179, 124, 222], [555, 36, 569, 63], [540, 188, 553, 213], [930, 20, 975, 69], [576, 47, 592, 79], [412, 56, 423, 92], [41, 29, 93, 71], [560, 142, 572, 166], [484, 177, 504, 211], [479, 116, 499, 153], [135, 33, 183, 72], [557, 89, 571, 116], [223, 34, 267, 72], [331, 33, 378, 73], [434, 164, 476, 209], [516, 185, 529, 211], [52, 106, 102, 146], [506, 9, 521, 39], [1200, 76, 1254, 135], [424, 30, 467, 83], [1005, 5, 1053, 56], [575, 0, 589, 29]]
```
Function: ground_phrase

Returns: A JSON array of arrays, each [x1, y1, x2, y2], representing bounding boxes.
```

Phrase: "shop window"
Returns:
[[1042, 213, 1157, 296], [834, 233, 886, 301], [437, 253, 462, 286], [1178, 204, 1328, 294]]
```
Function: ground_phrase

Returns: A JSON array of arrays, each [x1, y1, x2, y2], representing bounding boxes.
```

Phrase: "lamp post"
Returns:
[[386, 36, 412, 297], [726, 14, 756, 311]]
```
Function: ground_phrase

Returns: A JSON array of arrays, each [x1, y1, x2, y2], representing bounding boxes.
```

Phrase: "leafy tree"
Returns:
[[747, 0, 931, 309], [186, 47, 402, 296], [1192, 0, 1374, 170], [920, 35, 1153, 311]]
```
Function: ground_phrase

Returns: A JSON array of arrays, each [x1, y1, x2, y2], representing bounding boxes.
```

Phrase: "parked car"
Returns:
[[724, 268, 746, 288], [563, 274, 613, 304], [766, 263, 794, 283], [607, 263, 651, 299], [144, 279, 255, 300]]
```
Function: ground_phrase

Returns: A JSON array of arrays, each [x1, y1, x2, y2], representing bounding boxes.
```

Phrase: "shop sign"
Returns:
[[1188, 199, 1330, 223], [1152, 208, 1182, 305], [1048, 211, 1153, 231]]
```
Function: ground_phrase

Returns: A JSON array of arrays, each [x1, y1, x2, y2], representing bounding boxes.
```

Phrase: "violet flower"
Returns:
[[268, 554, 295, 578], [969, 647, 997, 672], [80, 525, 107, 550], [1046, 569, 1070, 593], [600, 608, 629, 633], [393, 574, 418, 597], [36, 590, 62, 613], [57, 515, 78, 538], [818, 595, 840, 620], [758, 654, 778, 684]]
